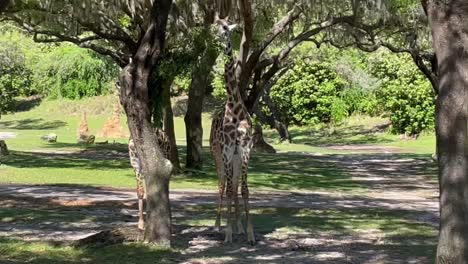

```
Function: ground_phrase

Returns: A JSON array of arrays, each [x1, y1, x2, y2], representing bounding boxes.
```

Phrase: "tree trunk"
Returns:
[[254, 96, 292, 143], [119, 0, 173, 246], [252, 123, 276, 154], [425, 1, 468, 262], [184, 36, 217, 171], [162, 77, 181, 173]]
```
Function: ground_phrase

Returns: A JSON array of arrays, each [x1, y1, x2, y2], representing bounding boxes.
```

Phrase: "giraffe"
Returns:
[[210, 16, 255, 244], [128, 128, 171, 230]]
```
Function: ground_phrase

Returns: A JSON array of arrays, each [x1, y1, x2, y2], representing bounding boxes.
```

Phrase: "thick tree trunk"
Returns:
[[254, 96, 292, 143], [425, 1, 468, 262], [119, 0, 173, 246], [162, 77, 181, 173], [184, 39, 217, 170], [252, 123, 276, 154]]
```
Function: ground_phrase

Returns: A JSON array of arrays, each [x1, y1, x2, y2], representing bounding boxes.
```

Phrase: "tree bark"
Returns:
[[162, 77, 181, 173], [184, 33, 217, 171], [252, 123, 276, 154], [425, 1, 468, 262], [119, 0, 173, 246]]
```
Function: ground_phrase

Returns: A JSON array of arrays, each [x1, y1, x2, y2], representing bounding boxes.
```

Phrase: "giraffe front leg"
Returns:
[[234, 182, 244, 234], [136, 173, 145, 231], [225, 185, 233, 243], [241, 146, 254, 245], [223, 150, 234, 243], [242, 182, 255, 245], [215, 171, 225, 232], [233, 152, 244, 235]]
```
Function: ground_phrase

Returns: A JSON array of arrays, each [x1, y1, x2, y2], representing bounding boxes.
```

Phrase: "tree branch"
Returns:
[[5, 15, 129, 67]]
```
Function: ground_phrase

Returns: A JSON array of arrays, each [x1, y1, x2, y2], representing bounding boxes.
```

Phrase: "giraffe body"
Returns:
[[210, 17, 255, 244], [128, 128, 171, 230]]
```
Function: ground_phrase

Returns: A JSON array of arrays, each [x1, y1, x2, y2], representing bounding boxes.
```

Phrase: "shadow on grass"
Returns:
[[2, 150, 129, 170], [264, 124, 394, 146], [0, 118, 67, 130], [0, 185, 437, 264], [11, 96, 43, 113], [0, 237, 177, 264]]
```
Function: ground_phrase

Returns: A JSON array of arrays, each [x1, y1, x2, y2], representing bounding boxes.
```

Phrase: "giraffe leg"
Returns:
[[233, 152, 244, 234], [241, 179, 254, 245], [241, 148, 254, 244], [215, 169, 225, 232], [225, 174, 233, 243], [223, 148, 234, 243], [136, 173, 145, 231]]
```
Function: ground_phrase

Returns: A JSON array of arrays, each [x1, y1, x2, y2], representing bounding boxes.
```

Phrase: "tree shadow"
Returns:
[[11, 96, 43, 113], [2, 150, 129, 170], [0, 118, 67, 130], [0, 185, 437, 263], [265, 124, 394, 146]]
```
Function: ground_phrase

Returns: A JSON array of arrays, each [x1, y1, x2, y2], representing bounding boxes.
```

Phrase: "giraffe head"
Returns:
[[214, 13, 237, 54]]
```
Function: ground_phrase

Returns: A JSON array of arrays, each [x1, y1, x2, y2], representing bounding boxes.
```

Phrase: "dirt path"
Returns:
[[0, 151, 439, 263]]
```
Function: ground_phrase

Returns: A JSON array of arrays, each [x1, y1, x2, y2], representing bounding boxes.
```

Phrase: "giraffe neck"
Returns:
[[224, 38, 242, 107]]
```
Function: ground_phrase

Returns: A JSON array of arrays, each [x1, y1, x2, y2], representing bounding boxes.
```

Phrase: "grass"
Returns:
[[0, 238, 177, 264], [0, 203, 437, 263], [0, 96, 439, 262], [0, 95, 436, 191]]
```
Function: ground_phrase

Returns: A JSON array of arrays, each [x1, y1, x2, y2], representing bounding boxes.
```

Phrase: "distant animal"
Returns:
[[41, 133, 57, 143]]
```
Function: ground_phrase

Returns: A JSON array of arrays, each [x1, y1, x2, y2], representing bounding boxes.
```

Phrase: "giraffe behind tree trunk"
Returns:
[[128, 128, 171, 231]]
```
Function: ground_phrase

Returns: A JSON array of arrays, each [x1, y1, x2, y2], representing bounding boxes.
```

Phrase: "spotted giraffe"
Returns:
[[210, 16, 255, 244], [128, 128, 171, 230]]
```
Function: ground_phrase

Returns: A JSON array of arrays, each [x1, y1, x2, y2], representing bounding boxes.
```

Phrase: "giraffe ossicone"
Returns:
[[210, 16, 255, 244]]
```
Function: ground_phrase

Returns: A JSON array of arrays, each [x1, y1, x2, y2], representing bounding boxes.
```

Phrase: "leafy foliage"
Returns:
[[270, 60, 349, 125], [369, 50, 435, 135], [33, 45, 118, 99], [0, 25, 119, 115], [0, 29, 34, 115]]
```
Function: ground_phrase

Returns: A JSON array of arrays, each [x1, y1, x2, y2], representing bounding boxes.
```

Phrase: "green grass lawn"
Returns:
[[0, 96, 436, 190], [0, 238, 177, 264], [0, 96, 438, 263]]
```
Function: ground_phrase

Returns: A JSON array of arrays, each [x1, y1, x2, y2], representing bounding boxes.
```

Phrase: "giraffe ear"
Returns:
[[228, 24, 237, 31]]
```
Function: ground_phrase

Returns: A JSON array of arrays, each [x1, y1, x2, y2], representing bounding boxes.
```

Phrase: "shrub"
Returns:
[[270, 60, 349, 125], [0, 38, 33, 115], [369, 50, 435, 135], [33, 45, 118, 99]]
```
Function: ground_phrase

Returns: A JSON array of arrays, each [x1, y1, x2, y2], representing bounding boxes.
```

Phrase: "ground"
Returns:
[[0, 96, 438, 263]]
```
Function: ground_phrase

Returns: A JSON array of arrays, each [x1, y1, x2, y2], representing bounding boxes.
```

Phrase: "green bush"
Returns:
[[340, 87, 380, 116], [369, 50, 435, 135], [0, 37, 33, 114], [33, 45, 118, 99], [270, 60, 349, 125]]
